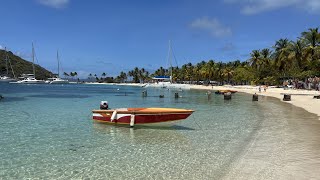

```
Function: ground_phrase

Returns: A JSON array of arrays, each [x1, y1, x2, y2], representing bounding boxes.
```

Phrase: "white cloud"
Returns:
[[37, 0, 69, 9], [0, 45, 4, 50], [224, 0, 320, 15], [305, 0, 320, 12], [190, 17, 232, 38]]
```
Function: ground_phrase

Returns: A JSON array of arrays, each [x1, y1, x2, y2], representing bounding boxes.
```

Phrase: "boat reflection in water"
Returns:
[[92, 122, 193, 146]]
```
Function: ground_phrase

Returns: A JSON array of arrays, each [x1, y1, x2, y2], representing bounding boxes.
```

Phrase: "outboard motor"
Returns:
[[100, 101, 109, 109]]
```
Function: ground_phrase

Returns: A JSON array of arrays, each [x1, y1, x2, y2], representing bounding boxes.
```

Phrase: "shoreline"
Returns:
[[84, 82, 320, 120], [189, 84, 320, 120]]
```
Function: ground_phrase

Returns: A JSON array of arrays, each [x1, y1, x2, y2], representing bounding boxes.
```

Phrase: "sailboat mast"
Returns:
[[32, 43, 36, 78], [4, 47, 16, 79], [169, 40, 173, 83], [4, 47, 8, 75], [57, 50, 60, 77]]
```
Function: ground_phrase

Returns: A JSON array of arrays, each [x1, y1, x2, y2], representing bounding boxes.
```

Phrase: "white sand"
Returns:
[[85, 82, 320, 120], [190, 85, 320, 120]]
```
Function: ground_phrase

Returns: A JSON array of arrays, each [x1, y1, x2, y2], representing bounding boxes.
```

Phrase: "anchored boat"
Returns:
[[215, 90, 237, 94], [13, 43, 45, 84], [46, 50, 69, 84], [92, 107, 194, 127]]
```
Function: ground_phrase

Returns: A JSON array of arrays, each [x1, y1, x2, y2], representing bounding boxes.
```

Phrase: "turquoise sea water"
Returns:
[[1, 83, 320, 179]]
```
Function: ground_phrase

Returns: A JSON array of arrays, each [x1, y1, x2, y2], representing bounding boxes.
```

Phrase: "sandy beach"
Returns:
[[190, 84, 320, 120], [86, 82, 320, 120]]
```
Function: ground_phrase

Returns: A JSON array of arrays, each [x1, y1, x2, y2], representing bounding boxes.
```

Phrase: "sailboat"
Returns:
[[14, 43, 46, 84], [148, 40, 190, 89], [0, 47, 17, 82], [47, 50, 69, 84]]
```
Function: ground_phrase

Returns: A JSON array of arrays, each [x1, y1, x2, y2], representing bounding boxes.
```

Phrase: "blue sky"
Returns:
[[0, 0, 319, 78]]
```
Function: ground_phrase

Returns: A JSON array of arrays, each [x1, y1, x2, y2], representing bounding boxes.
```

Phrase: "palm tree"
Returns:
[[63, 72, 69, 79], [154, 67, 166, 76], [182, 63, 194, 83], [200, 63, 209, 81], [215, 62, 225, 84], [223, 67, 234, 84], [301, 28, 320, 62], [138, 68, 146, 83], [128, 70, 133, 81], [101, 72, 106, 82], [118, 71, 127, 83], [133, 67, 140, 83], [145, 71, 150, 81], [273, 38, 291, 72], [70, 72, 75, 79], [249, 50, 261, 69], [193, 63, 202, 84], [233, 66, 254, 85], [288, 40, 307, 70], [127, 67, 140, 83], [74, 72, 78, 80], [170, 66, 180, 82], [199, 60, 214, 83], [260, 48, 272, 68], [232, 60, 241, 68], [88, 73, 93, 80]]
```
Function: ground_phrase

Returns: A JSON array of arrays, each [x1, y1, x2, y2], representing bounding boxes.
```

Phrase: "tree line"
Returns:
[[92, 27, 320, 85]]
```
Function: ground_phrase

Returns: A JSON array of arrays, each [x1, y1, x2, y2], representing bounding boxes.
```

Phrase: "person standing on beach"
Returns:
[[259, 86, 261, 93]]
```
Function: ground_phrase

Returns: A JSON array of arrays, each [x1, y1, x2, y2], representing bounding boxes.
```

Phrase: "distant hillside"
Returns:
[[0, 49, 53, 80]]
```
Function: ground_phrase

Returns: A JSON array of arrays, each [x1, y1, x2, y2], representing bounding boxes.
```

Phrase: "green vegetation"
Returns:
[[2, 27, 319, 84], [111, 27, 319, 85], [0, 50, 53, 79]]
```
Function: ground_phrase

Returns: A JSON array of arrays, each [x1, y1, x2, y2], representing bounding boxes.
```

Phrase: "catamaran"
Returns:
[[13, 73, 46, 84], [13, 43, 46, 84]]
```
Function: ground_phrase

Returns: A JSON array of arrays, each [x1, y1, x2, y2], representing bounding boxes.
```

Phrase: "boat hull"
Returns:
[[92, 108, 194, 126], [215, 90, 237, 94], [50, 81, 69, 84], [13, 81, 46, 84], [47, 77, 69, 84], [0, 79, 16, 82], [0, 76, 16, 82]]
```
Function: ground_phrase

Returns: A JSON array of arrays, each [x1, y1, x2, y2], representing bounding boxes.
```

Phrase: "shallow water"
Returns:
[[0, 83, 320, 179]]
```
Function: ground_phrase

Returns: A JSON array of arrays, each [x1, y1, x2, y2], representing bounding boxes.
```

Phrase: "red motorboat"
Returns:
[[92, 107, 194, 127]]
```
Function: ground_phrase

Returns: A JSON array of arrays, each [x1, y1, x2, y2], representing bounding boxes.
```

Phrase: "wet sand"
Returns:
[[189, 85, 320, 179], [190, 85, 320, 120]]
